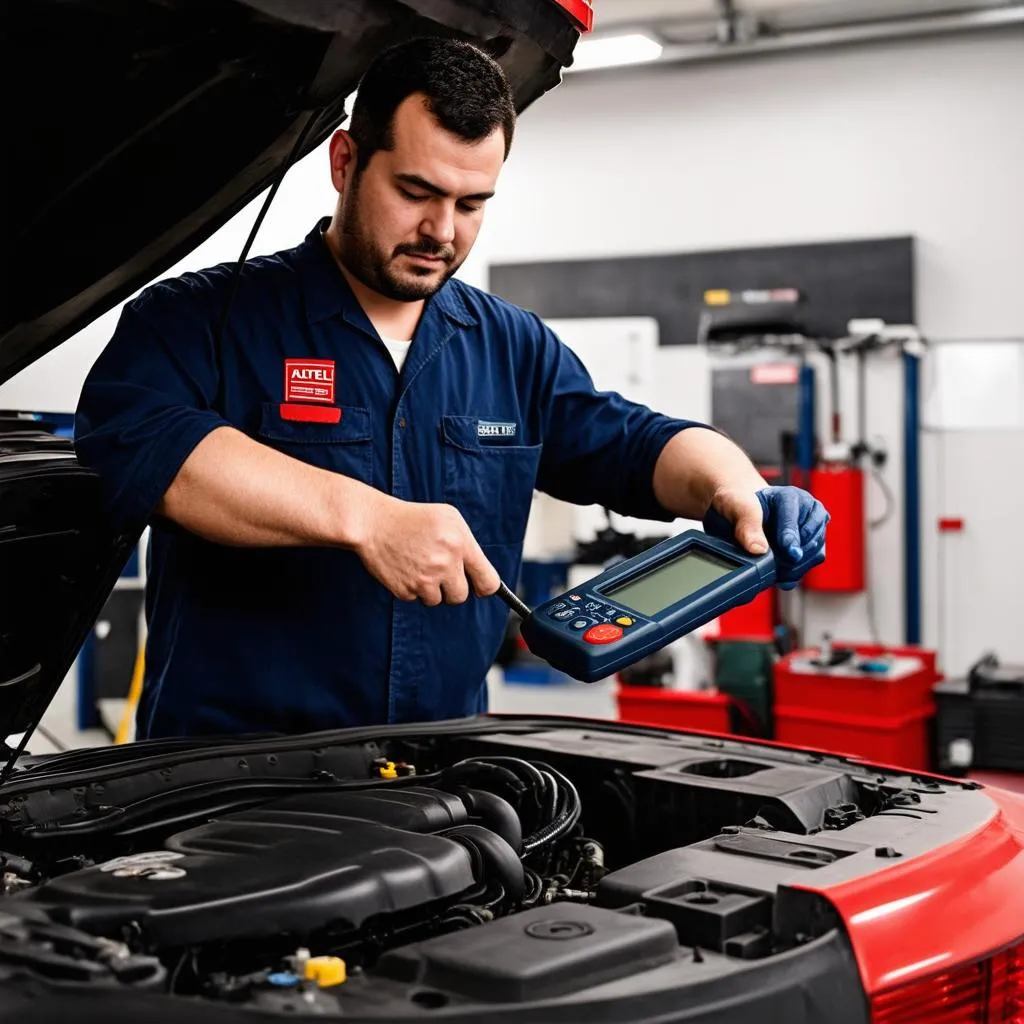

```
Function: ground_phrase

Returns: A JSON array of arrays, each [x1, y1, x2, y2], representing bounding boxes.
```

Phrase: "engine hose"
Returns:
[[440, 824, 525, 903], [522, 792, 582, 851], [471, 756, 547, 793], [521, 762, 581, 851], [457, 788, 523, 853], [0, 852, 34, 877], [522, 811, 577, 853], [538, 771, 559, 821], [470, 756, 550, 824], [436, 762, 528, 808]]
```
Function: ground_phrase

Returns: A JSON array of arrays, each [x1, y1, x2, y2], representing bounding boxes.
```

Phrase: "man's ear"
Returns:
[[328, 129, 357, 193]]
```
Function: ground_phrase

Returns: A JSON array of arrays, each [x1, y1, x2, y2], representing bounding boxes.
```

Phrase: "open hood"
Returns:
[[0, 0, 586, 749], [2, 0, 587, 385]]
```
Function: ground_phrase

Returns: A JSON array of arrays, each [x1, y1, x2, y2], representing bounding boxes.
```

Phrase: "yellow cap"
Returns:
[[304, 956, 347, 987], [703, 289, 731, 306], [378, 760, 398, 780]]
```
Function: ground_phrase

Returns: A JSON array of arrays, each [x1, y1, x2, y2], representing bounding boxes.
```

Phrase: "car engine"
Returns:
[[0, 725, 945, 1019], [1, 751, 608, 1007]]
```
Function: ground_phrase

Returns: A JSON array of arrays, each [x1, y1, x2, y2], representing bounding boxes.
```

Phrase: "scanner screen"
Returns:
[[603, 548, 738, 616]]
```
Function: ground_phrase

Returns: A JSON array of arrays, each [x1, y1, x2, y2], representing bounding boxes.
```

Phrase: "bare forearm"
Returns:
[[156, 426, 374, 548], [652, 428, 768, 519]]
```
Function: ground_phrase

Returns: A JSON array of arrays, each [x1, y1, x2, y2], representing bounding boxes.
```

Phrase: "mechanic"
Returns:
[[74, 37, 829, 740]]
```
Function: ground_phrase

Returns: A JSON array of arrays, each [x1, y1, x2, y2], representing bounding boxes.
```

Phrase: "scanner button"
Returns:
[[570, 617, 593, 631], [551, 608, 575, 621], [615, 616, 636, 627], [583, 623, 624, 645]]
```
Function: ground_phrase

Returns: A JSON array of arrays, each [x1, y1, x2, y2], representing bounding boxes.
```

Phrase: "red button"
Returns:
[[583, 623, 624, 645]]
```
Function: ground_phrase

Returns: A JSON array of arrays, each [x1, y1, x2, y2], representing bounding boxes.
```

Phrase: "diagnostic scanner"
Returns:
[[499, 530, 776, 683]]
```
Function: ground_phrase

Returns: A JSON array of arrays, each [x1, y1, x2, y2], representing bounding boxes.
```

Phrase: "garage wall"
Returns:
[[475, 27, 1024, 674], [479, 28, 1024, 339]]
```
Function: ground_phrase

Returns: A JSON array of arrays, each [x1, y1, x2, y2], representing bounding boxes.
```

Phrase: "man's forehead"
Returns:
[[386, 94, 505, 177]]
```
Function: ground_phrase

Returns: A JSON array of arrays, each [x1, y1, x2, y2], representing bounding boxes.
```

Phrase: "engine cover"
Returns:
[[31, 791, 477, 946]]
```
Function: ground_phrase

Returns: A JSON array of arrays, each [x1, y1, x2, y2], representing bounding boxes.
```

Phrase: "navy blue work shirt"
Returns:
[[75, 220, 702, 738]]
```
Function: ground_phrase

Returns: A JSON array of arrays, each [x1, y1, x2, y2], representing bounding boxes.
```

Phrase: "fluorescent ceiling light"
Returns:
[[568, 32, 664, 72]]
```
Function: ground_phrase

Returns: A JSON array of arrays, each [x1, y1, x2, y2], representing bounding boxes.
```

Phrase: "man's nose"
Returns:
[[420, 201, 456, 246]]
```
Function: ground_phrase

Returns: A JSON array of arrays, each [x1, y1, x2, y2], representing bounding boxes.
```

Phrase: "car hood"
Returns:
[[0, 0, 586, 749], [1, 0, 586, 385]]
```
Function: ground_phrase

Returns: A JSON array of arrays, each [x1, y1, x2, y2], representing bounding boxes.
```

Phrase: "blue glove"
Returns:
[[703, 486, 830, 590]]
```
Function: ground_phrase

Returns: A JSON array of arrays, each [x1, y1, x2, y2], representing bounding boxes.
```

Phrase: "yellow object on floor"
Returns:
[[114, 643, 146, 745]]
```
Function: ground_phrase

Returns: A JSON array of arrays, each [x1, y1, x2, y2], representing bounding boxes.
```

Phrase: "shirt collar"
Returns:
[[298, 218, 478, 330]]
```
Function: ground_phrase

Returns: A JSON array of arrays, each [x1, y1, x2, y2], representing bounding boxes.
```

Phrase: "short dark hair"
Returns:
[[347, 37, 516, 172]]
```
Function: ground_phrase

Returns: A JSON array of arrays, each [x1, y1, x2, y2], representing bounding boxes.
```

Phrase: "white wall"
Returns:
[[480, 29, 1024, 338], [477, 28, 1024, 674]]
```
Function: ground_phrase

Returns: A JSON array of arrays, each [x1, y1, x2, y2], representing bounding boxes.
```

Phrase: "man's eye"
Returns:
[[399, 188, 428, 201], [458, 202, 482, 214]]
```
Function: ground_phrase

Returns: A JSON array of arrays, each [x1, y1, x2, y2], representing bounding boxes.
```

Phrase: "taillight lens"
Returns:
[[871, 938, 1024, 1024]]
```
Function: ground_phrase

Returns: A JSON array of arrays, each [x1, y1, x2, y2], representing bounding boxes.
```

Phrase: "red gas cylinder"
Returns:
[[804, 464, 865, 592], [717, 588, 776, 641]]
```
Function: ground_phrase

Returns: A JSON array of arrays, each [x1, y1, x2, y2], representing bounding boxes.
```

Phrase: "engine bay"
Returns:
[[0, 720, 988, 1021]]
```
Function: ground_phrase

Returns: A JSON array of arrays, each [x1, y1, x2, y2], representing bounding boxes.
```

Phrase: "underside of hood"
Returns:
[[0, 0, 583, 752], [2, 0, 582, 384]]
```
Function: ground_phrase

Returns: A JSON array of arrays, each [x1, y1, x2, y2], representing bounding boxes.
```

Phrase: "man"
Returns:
[[75, 37, 828, 740]]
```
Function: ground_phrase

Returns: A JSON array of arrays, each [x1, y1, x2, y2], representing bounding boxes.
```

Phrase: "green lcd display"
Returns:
[[601, 549, 738, 617]]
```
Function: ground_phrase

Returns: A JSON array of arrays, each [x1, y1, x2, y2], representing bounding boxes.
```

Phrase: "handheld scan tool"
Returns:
[[499, 531, 776, 683]]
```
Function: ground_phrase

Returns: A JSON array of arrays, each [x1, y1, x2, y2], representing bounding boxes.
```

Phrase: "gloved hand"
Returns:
[[702, 485, 830, 589]]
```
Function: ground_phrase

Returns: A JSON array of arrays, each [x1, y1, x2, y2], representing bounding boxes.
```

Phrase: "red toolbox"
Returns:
[[773, 644, 940, 771], [616, 684, 733, 734], [716, 588, 776, 642], [773, 704, 934, 771]]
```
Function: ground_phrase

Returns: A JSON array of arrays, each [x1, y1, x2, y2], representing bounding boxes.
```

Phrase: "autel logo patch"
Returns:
[[285, 359, 335, 404], [477, 421, 517, 439]]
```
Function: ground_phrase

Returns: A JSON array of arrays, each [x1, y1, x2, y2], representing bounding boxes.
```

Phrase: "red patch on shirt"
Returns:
[[284, 359, 335, 404], [279, 403, 342, 424]]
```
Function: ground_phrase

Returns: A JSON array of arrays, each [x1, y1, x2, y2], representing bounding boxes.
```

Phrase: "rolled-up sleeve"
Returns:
[[74, 281, 230, 532], [532, 316, 710, 521]]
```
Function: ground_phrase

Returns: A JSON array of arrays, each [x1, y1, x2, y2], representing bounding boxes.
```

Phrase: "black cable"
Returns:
[[538, 769, 559, 822], [869, 465, 896, 529], [857, 346, 868, 456], [35, 725, 68, 753], [213, 109, 320, 404], [522, 763, 581, 852]]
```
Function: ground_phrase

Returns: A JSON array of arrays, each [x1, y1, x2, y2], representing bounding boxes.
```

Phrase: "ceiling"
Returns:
[[582, 0, 1024, 65], [593, 0, 1020, 25]]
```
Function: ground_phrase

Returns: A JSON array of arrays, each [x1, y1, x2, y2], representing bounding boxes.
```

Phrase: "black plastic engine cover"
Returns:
[[377, 903, 680, 1002], [30, 792, 476, 946]]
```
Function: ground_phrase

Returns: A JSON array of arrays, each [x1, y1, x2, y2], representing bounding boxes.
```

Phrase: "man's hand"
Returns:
[[351, 492, 501, 606], [703, 485, 830, 589]]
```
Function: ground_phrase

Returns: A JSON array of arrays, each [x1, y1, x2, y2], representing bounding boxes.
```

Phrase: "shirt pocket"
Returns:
[[440, 414, 542, 547], [256, 402, 374, 484]]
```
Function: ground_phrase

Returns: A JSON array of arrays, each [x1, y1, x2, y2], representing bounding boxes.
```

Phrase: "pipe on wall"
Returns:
[[904, 350, 921, 645]]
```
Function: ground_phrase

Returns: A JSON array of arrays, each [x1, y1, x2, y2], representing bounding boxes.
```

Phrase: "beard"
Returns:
[[337, 181, 462, 302]]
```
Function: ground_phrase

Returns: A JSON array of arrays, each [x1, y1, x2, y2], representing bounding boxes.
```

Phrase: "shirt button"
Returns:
[[399, 418, 407, 429]]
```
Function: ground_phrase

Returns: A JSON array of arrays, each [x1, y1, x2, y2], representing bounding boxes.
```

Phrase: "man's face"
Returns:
[[334, 94, 505, 302]]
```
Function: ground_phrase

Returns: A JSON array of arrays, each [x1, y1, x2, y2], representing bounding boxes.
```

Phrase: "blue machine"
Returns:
[[500, 531, 776, 683]]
